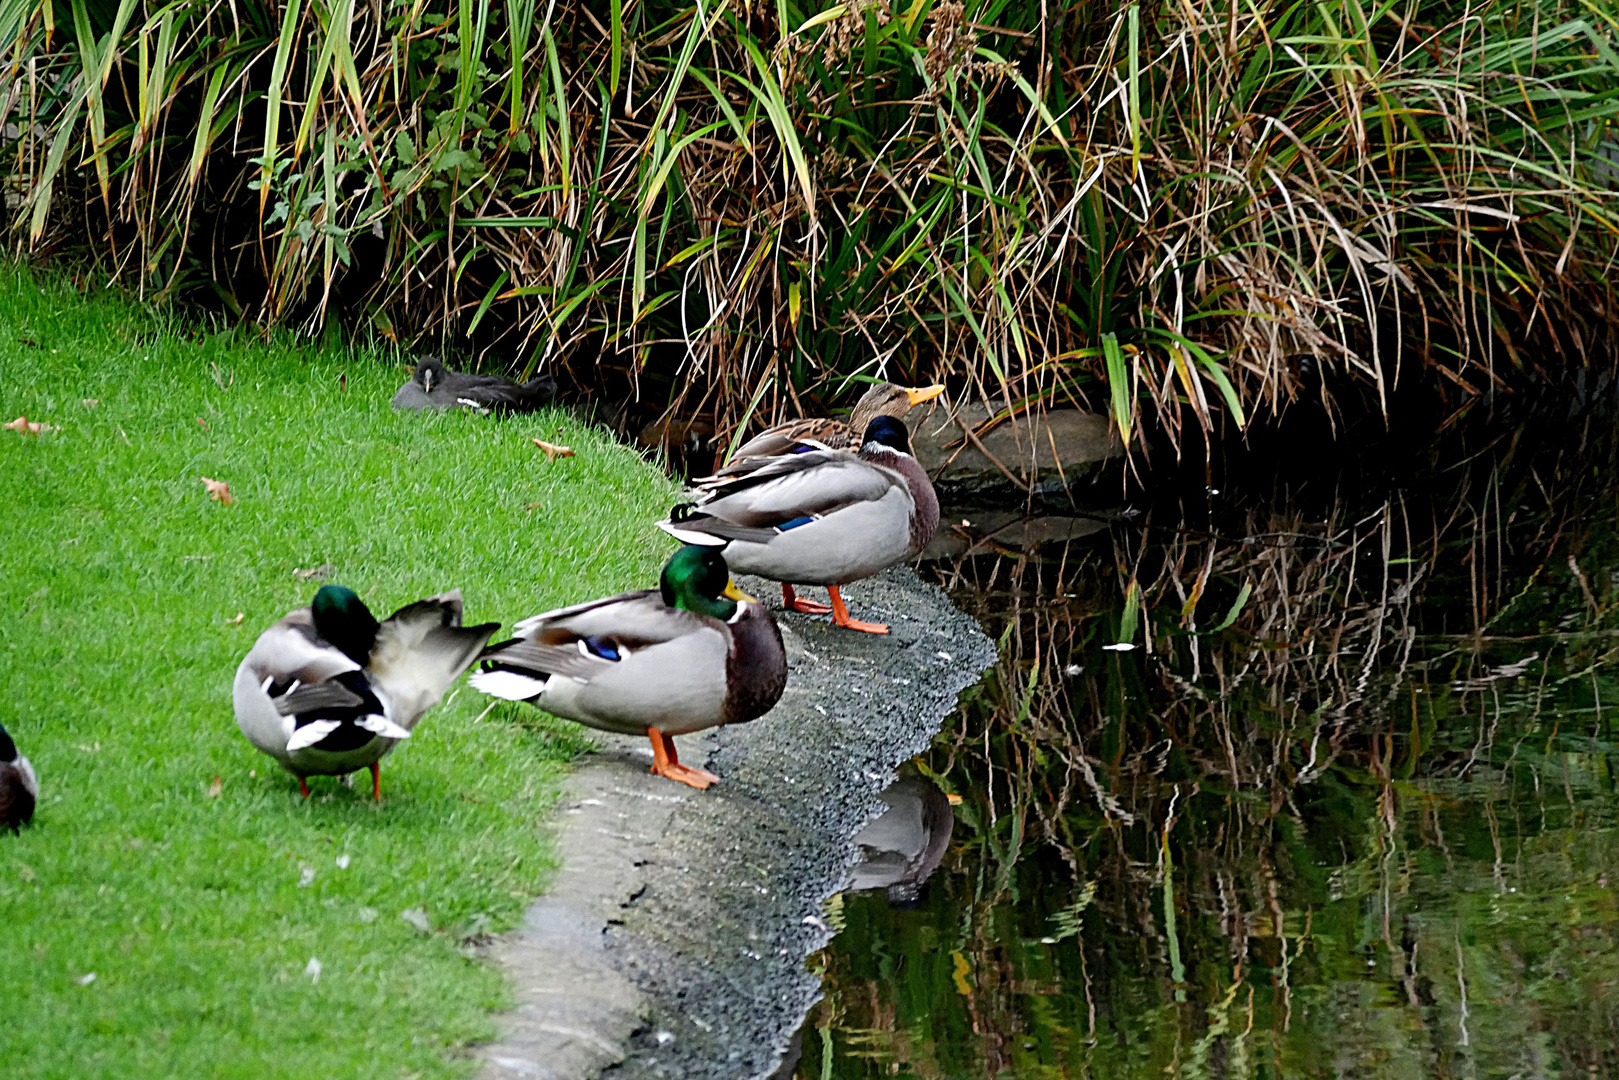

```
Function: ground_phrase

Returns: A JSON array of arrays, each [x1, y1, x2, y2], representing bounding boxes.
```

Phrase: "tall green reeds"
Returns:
[[2, 0, 1616, 448]]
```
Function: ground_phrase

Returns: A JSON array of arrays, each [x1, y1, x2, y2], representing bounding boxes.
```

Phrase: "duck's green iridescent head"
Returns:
[[660, 545, 752, 620], [310, 584, 381, 665]]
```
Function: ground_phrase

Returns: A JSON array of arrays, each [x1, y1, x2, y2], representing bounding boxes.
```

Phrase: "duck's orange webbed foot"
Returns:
[[782, 583, 832, 615], [647, 728, 719, 790], [830, 586, 888, 634]]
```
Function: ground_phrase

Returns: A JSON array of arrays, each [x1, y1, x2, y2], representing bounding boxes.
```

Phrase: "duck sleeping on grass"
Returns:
[[0, 721, 37, 831], [469, 546, 786, 791], [392, 356, 558, 414], [658, 416, 940, 634], [725, 381, 944, 463], [233, 586, 499, 800]]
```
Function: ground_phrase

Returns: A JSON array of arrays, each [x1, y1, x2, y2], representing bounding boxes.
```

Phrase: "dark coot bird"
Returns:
[[391, 356, 558, 414], [0, 721, 38, 831], [233, 585, 499, 800]]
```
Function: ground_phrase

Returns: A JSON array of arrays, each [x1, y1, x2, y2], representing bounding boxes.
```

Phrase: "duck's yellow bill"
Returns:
[[723, 579, 757, 603], [906, 384, 946, 407]]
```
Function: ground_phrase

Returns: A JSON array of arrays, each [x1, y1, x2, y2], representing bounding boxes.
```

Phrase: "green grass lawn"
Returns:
[[0, 268, 677, 1078]]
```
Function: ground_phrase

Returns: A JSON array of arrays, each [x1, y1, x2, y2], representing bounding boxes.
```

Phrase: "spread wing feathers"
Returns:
[[246, 622, 361, 687], [511, 591, 709, 647], [482, 639, 617, 682], [385, 589, 465, 628], [273, 680, 367, 717], [689, 453, 898, 526], [369, 599, 501, 717]]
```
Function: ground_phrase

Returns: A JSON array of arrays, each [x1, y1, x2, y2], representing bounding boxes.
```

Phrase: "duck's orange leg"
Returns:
[[782, 583, 831, 615], [829, 586, 889, 634], [369, 762, 382, 801], [299, 778, 311, 798], [647, 727, 719, 790]]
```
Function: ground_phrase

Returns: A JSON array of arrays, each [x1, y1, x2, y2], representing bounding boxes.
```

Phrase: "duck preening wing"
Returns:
[[368, 592, 500, 724]]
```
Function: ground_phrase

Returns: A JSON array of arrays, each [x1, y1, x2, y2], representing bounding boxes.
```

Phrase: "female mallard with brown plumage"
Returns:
[[469, 546, 786, 791], [725, 381, 943, 463], [658, 416, 939, 634]]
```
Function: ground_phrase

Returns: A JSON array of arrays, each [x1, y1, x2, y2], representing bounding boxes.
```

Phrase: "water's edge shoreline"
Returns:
[[474, 567, 996, 1080]]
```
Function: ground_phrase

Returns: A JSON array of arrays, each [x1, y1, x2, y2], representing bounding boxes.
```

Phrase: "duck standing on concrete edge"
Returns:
[[657, 416, 940, 635], [725, 381, 944, 463], [392, 356, 558, 414], [234, 586, 499, 800], [469, 546, 786, 791], [0, 721, 37, 831]]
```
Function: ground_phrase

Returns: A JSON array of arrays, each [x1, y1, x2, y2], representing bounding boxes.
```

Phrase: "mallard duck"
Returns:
[[391, 356, 558, 414], [849, 777, 955, 905], [657, 416, 939, 634], [233, 586, 499, 799], [725, 381, 944, 463], [0, 721, 37, 831], [469, 546, 786, 790]]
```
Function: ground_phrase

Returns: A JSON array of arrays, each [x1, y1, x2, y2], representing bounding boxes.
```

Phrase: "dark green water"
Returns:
[[797, 419, 1619, 1079]]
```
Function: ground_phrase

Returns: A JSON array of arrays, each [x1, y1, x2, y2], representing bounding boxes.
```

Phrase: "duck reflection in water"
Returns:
[[848, 775, 955, 906]]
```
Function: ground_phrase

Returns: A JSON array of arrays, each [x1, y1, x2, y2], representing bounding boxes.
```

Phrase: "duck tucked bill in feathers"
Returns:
[[657, 416, 939, 634], [233, 585, 499, 799], [391, 356, 558, 414], [469, 546, 786, 790], [0, 721, 37, 832]]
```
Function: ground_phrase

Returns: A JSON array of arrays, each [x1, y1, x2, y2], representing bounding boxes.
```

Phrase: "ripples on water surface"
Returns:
[[797, 416, 1619, 1079]]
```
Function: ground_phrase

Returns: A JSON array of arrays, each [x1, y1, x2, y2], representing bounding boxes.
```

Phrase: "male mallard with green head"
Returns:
[[233, 586, 499, 799], [658, 416, 940, 634], [725, 381, 944, 463], [469, 546, 786, 790]]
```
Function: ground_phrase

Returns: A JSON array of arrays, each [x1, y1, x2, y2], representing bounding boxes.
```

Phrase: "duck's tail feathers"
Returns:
[[356, 715, 412, 740], [655, 518, 730, 547], [468, 669, 550, 701], [286, 720, 343, 752]]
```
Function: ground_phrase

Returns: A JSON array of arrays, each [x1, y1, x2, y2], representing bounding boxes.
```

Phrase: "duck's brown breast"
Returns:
[[723, 604, 788, 725]]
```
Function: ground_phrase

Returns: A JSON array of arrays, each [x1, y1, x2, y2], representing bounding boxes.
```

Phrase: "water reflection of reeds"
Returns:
[[804, 421, 1619, 1079]]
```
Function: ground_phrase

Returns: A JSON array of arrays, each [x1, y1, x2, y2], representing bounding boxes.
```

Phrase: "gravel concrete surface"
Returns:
[[474, 566, 995, 1080]]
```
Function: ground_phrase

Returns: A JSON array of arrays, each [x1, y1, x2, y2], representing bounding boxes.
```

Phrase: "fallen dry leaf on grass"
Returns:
[[206, 776, 223, 798], [226, 612, 245, 626], [82, 398, 98, 409], [531, 437, 574, 461], [293, 562, 335, 580], [200, 476, 234, 504], [5, 415, 56, 435], [196, 417, 210, 432]]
